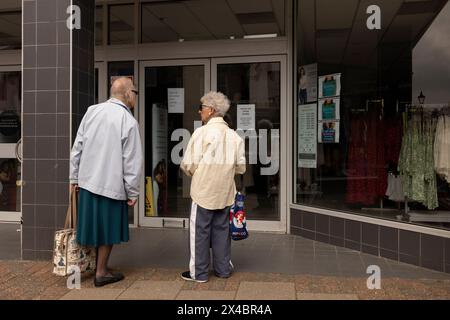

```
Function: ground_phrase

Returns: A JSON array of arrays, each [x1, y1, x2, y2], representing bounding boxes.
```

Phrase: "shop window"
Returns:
[[294, 0, 450, 230], [108, 4, 134, 45], [141, 0, 286, 43], [95, 6, 103, 46], [0, 11, 21, 50]]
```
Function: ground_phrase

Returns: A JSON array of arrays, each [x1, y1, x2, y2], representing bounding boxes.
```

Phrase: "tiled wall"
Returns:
[[22, 0, 94, 260], [291, 209, 450, 274]]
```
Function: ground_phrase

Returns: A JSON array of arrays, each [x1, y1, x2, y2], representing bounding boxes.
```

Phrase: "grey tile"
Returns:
[[36, 114, 57, 136], [302, 229, 315, 241], [37, 45, 57, 68], [57, 0, 71, 21], [290, 211, 301, 228], [361, 244, 379, 256], [345, 240, 361, 252], [445, 264, 450, 274], [36, 228, 56, 250], [36, 91, 57, 113], [23, 114, 36, 137], [23, 1, 36, 23], [36, 250, 53, 260], [37, 0, 57, 22], [57, 137, 71, 159], [57, 44, 70, 67], [23, 250, 36, 260], [316, 214, 329, 235], [22, 205, 35, 227], [362, 223, 378, 247], [35, 205, 56, 228], [315, 233, 330, 245], [56, 161, 70, 183], [302, 212, 315, 231], [330, 217, 344, 238], [446, 238, 450, 266], [37, 22, 57, 45], [380, 248, 398, 262], [36, 68, 56, 91], [57, 92, 71, 115], [55, 205, 68, 229], [57, 68, 70, 90], [23, 47, 36, 68], [36, 160, 57, 182], [421, 234, 444, 268], [345, 220, 361, 242], [380, 226, 398, 251], [399, 230, 420, 257], [36, 182, 56, 205], [57, 21, 70, 44], [23, 137, 36, 159], [36, 137, 56, 159], [23, 182, 36, 205], [23, 23, 36, 46], [23, 159, 36, 182], [23, 68, 36, 91], [22, 227, 35, 250], [23, 91, 36, 114], [329, 236, 345, 247], [56, 184, 69, 205], [399, 253, 420, 267]]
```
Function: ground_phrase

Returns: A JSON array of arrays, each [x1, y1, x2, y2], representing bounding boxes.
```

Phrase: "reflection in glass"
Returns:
[[0, 72, 21, 144], [0, 11, 21, 50], [109, 4, 134, 45], [95, 6, 103, 46], [218, 62, 281, 221], [144, 65, 205, 218], [0, 159, 20, 212]]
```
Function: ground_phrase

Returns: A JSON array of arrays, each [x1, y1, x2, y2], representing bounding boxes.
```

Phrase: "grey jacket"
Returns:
[[69, 98, 143, 201]]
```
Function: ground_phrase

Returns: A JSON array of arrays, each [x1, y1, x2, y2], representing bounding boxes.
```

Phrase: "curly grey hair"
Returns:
[[200, 91, 230, 117]]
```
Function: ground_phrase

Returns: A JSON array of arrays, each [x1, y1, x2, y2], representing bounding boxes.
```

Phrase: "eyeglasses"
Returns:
[[198, 104, 212, 111], [131, 89, 139, 95]]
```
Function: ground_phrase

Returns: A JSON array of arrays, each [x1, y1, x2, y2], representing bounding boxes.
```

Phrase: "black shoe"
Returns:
[[181, 271, 207, 283], [94, 272, 125, 287]]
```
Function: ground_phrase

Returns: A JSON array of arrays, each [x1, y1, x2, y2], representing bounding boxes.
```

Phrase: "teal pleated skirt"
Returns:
[[77, 188, 129, 246]]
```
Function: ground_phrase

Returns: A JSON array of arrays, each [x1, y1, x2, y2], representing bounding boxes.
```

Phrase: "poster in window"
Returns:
[[318, 73, 341, 98], [168, 88, 185, 113], [298, 63, 318, 105], [237, 104, 255, 130], [318, 98, 340, 121], [298, 104, 317, 168], [318, 120, 340, 143]]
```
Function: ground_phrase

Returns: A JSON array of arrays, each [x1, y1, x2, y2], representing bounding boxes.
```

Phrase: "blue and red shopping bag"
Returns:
[[229, 192, 249, 241]]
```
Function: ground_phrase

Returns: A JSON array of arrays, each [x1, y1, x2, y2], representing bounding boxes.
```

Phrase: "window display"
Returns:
[[295, 0, 450, 230]]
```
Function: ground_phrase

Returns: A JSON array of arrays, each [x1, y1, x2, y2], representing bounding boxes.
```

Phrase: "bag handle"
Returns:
[[64, 189, 79, 229]]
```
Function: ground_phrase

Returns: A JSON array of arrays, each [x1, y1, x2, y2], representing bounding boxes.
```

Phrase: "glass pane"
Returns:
[[0, 11, 21, 50], [95, 6, 103, 46], [217, 62, 281, 221], [144, 65, 205, 218], [0, 71, 21, 143], [141, 0, 285, 43], [295, 0, 450, 231], [0, 159, 21, 212], [109, 4, 134, 45]]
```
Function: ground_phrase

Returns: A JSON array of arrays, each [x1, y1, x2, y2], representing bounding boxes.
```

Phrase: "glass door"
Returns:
[[0, 66, 22, 222], [212, 56, 287, 232], [138, 59, 210, 227]]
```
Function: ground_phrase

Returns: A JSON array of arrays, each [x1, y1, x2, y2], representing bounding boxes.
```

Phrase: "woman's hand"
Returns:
[[127, 199, 137, 207]]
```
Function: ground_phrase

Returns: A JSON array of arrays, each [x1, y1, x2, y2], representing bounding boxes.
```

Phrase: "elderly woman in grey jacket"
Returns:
[[180, 91, 246, 283], [70, 77, 143, 287]]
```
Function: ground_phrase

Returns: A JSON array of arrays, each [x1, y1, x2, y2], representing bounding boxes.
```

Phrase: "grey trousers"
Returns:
[[189, 202, 231, 281]]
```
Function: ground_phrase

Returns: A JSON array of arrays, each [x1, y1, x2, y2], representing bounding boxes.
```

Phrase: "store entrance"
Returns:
[[138, 56, 286, 232]]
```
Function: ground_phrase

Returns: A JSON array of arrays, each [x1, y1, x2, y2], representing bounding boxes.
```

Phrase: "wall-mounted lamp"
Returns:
[[418, 91, 425, 105]]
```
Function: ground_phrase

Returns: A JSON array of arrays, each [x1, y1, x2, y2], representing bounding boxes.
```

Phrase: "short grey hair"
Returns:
[[200, 91, 230, 117]]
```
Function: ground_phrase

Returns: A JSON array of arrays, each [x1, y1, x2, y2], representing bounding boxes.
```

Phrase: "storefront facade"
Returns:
[[0, 0, 449, 273]]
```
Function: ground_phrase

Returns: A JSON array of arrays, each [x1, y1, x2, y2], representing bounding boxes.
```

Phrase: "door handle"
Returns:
[[15, 138, 22, 163]]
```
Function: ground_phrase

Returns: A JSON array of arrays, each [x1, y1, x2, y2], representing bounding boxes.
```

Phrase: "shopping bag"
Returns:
[[229, 192, 249, 241], [52, 189, 96, 276]]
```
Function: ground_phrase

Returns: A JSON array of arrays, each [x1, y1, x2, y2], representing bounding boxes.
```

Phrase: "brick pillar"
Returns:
[[22, 0, 95, 260]]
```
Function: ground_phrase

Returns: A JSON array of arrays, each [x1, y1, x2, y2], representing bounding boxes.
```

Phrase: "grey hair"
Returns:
[[200, 91, 230, 117]]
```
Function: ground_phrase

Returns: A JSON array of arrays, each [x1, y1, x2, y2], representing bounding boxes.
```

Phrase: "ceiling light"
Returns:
[[243, 33, 277, 39]]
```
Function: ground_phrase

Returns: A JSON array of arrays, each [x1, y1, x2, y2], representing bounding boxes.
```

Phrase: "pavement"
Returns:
[[0, 225, 449, 300]]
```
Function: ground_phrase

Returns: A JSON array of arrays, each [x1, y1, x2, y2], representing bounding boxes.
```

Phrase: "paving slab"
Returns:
[[235, 281, 296, 300], [118, 280, 183, 300], [297, 292, 359, 300], [60, 288, 124, 300], [176, 290, 236, 300]]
